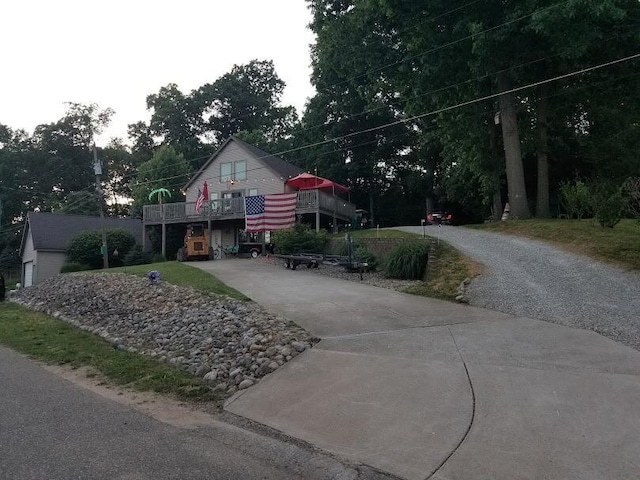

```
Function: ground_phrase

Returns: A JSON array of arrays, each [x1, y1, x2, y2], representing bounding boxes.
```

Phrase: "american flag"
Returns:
[[195, 181, 208, 214], [245, 193, 297, 232]]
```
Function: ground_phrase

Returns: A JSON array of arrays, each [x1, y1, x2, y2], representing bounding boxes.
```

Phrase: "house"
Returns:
[[20, 212, 143, 287], [142, 136, 356, 256]]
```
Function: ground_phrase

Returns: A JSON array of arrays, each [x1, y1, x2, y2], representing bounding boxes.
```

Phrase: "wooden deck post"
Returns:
[[161, 223, 166, 257]]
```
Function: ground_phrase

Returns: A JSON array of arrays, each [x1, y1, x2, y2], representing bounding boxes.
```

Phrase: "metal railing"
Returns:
[[143, 190, 356, 223]]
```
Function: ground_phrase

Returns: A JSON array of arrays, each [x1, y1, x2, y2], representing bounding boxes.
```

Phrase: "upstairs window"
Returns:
[[220, 160, 246, 182], [220, 162, 233, 182], [235, 160, 247, 180]]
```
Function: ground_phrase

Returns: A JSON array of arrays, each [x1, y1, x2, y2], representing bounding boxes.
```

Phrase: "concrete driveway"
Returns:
[[194, 259, 640, 480]]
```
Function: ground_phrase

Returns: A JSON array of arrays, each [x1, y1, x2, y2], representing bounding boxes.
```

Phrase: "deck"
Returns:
[[143, 190, 356, 225]]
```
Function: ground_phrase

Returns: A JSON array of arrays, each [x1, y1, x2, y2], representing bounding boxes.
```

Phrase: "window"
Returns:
[[220, 160, 246, 182], [221, 162, 232, 182], [248, 188, 258, 197], [235, 161, 247, 180]]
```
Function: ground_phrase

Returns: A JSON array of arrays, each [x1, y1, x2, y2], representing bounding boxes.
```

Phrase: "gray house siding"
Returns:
[[185, 141, 290, 203], [22, 230, 36, 263], [20, 213, 145, 286], [36, 252, 66, 284]]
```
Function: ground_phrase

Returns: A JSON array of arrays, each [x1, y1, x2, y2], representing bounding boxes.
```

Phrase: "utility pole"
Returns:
[[93, 145, 109, 269]]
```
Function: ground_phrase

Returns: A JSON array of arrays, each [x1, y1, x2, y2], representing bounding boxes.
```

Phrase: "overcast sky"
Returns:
[[1, 0, 316, 145]]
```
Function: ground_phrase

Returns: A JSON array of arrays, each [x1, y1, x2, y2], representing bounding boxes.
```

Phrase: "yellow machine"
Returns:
[[178, 223, 213, 261]]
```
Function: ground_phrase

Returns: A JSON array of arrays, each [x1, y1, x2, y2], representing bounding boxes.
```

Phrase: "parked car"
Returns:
[[426, 211, 453, 225]]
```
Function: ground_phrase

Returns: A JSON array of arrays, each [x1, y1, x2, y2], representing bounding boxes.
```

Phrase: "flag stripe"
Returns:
[[245, 193, 297, 232]]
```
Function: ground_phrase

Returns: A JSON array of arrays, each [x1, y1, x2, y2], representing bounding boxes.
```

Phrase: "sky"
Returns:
[[1, 0, 316, 146]]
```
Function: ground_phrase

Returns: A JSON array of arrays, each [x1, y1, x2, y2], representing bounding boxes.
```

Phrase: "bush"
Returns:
[[60, 262, 91, 273], [589, 180, 625, 228], [151, 253, 167, 263], [123, 245, 153, 266], [623, 177, 640, 220], [355, 244, 378, 271], [272, 224, 328, 255], [67, 228, 137, 269], [559, 179, 591, 220], [384, 242, 430, 280], [338, 240, 378, 271]]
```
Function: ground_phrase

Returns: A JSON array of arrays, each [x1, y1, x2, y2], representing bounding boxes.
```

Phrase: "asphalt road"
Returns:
[[397, 225, 640, 351], [0, 346, 363, 480]]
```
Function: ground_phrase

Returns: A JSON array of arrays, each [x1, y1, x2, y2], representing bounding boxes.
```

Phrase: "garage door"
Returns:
[[24, 262, 34, 287]]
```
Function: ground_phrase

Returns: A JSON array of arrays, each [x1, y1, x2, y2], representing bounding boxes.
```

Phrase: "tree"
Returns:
[[67, 228, 136, 269], [196, 60, 298, 144], [130, 146, 191, 216], [144, 83, 207, 166], [304, 1, 416, 224], [57, 190, 101, 216], [306, 0, 640, 222]]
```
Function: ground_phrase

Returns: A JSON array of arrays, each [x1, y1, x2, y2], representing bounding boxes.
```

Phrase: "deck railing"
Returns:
[[143, 190, 356, 224]]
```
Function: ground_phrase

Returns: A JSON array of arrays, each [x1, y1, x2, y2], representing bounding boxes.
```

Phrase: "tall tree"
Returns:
[[130, 146, 191, 216], [196, 60, 298, 144]]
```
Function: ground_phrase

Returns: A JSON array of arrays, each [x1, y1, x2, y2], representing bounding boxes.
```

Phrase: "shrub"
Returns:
[[384, 242, 430, 280], [272, 224, 328, 255], [623, 177, 640, 220], [60, 262, 91, 273], [338, 240, 378, 271], [151, 253, 167, 263], [589, 180, 625, 228], [355, 244, 378, 271], [123, 245, 153, 266], [67, 228, 137, 268], [559, 179, 591, 220]]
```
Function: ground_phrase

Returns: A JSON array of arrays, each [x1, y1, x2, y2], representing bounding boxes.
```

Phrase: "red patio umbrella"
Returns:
[[286, 173, 349, 194]]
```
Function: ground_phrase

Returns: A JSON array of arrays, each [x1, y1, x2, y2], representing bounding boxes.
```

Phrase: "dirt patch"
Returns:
[[41, 362, 221, 429]]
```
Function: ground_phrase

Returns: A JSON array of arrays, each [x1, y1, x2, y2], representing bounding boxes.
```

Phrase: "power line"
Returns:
[[1, 52, 638, 236]]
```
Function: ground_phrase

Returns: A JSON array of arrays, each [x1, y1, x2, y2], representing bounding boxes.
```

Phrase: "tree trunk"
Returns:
[[535, 83, 550, 218], [369, 191, 375, 227], [488, 119, 503, 220], [497, 73, 530, 219]]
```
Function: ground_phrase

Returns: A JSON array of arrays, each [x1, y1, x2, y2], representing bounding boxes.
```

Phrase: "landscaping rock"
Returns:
[[11, 272, 318, 394]]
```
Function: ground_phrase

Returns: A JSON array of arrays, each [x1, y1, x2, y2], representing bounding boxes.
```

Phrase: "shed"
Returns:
[[19, 212, 143, 287]]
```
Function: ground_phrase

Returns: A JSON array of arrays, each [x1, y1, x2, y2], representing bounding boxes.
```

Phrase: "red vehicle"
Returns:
[[426, 211, 453, 225]]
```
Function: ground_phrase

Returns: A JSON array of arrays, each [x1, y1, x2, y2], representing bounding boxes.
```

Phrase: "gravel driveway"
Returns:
[[397, 225, 640, 351]]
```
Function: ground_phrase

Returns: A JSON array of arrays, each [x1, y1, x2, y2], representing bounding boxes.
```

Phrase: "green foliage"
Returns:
[[337, 240, 378, 271], [0, 246, 20, 274], [60, 262, 91, 273], [384, 242, 431, 280], [107, 261, 249, 300], [475, 219, 640, 270], [123, 245, 152, 266], [559, 179, 592, 220], [67, 228, 136, 269], [589, 180, 625, 228], [272, 224, 328, 254], [0, 303, 217, 402], [58, 190, 102, 216], [130, 146, 191, 215], [623, 177, 640, 219], [355, 244, 378, 271], [151, 253, 167, 263]]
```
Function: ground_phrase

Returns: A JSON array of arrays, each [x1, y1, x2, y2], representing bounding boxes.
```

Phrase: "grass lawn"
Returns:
[[0, 261, 244, 404], [340, 228, 417, 239], [106, 261, 249, 300], [0, 302, 219, 403], [346, 229, 481, 301], [472, 219, 640, 270]]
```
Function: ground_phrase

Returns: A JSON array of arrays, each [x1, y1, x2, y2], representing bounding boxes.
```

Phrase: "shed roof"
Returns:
[[184, 136, 304, 190], [21, 212, 143, 254]]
